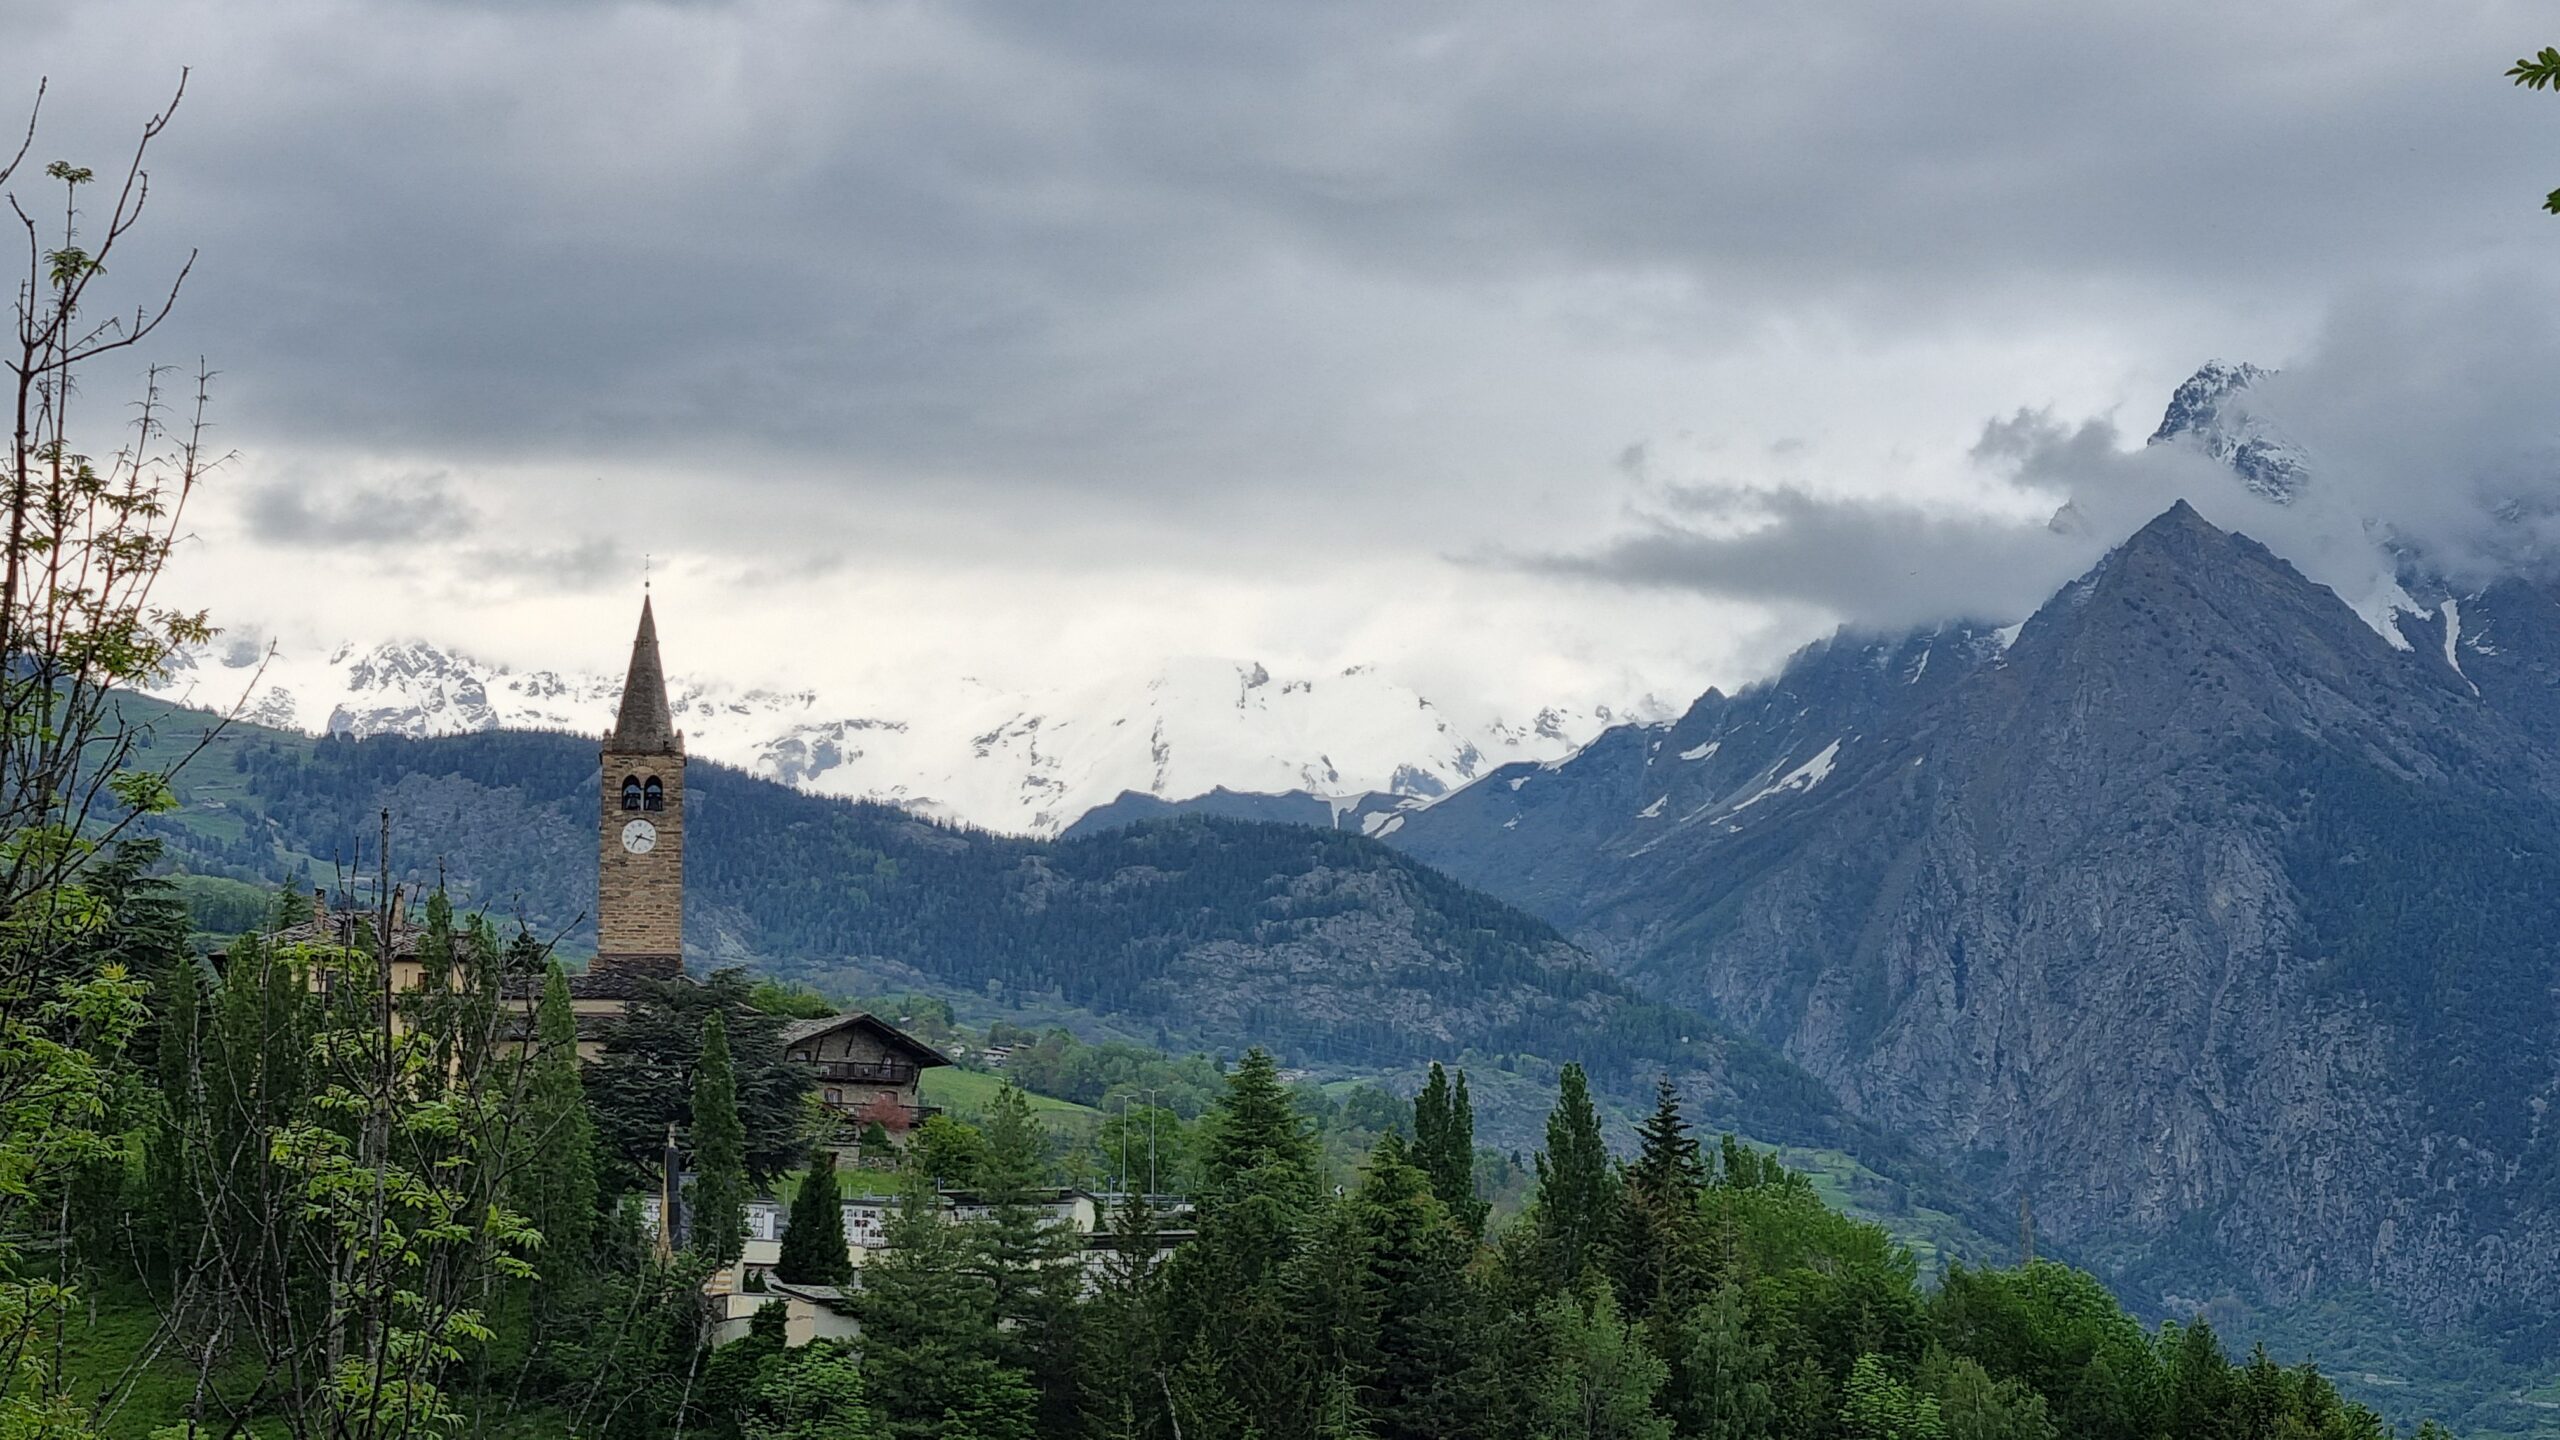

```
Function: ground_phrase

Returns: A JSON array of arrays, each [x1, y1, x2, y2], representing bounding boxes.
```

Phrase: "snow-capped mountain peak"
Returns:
[[2146, 360, 2312, 504], [153, 639, 1645, 837]]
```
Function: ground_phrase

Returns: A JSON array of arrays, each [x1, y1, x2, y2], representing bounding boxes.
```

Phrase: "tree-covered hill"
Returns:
[[122, 699, 2008, 1256]]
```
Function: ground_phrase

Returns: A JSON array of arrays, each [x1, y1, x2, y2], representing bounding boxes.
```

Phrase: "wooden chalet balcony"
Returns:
[[804, 1059, 920, 1086]]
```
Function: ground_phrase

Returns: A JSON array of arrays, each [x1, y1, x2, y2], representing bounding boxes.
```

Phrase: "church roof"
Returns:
[[610, 594, 680, 752]]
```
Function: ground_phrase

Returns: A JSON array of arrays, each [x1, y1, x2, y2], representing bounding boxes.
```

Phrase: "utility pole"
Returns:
[[2019, 1193, 2036, 1267]]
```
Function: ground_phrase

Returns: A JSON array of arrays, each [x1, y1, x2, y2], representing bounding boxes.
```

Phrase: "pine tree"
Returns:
[[1535, 1062, 1617, 1291], [143, 953, 204, 1284], [1161, 1051, 1327, 1438], [1448, 1070, 1487, 1235], [776, 1146, 853, 1286], [1344, 1134, 1477, 1440], [1414, 1062, 1451, 1181], [689, 1009, 749, 1264], [518, 962, 602, 1280], [1617, 1077, 1709, 1318], [415, 886, 459, 1086], [1078, 1192, 1174, 1440], [976, 1086, 1083, 1432], [854, 1170, 1037, 1440], [1198, 1047, 1316, 1211]]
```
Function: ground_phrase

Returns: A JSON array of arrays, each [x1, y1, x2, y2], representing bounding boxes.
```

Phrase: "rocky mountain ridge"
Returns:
[[1379, 498, 2560, 1337]]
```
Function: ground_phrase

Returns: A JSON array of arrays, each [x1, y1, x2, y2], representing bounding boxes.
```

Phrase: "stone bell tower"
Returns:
[[596, 595, 685, 979]]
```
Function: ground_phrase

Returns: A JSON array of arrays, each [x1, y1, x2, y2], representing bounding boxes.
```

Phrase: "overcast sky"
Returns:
[[4, 0, 2556, 719]]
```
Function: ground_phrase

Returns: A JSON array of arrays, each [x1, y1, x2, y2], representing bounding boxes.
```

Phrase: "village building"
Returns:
[[680, 1185, 1198, 1346], [777, 1011, 952, 1142]]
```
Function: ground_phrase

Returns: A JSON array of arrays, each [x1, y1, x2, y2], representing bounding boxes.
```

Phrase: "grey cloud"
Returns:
[[1496, 485, 2095, 629], [244, 475, 479, 547], [1514, 272, 2560, 632], [458, 538, 625, 594], [5, 0, 2553, 504]]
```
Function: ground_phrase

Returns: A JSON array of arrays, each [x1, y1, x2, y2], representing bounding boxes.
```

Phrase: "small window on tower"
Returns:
[[643, 777, 665, 811], [620, 776, 642, 811]]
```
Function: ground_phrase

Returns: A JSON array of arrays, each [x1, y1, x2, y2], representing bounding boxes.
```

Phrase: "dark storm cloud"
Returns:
[[1, 0, 2550, 506], [1502, 493, 2072, 623]]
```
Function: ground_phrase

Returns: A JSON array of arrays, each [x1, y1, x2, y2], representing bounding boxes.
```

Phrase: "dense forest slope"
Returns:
[[1384, 503, 2560, 1358], [124, 700, 1999, 1241]]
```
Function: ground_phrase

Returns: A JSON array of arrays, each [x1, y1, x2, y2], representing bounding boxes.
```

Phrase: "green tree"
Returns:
[[775, 1147, 853, 1286], [853, 1170, 1036, 1440], [1078, 1192, 1175, 1440], [1344, 1134, 1478, 1440], [1411, 1062, 1486, 1239], [744, 1341, 888, 1440], [1663, 1285, 1776, 1440], [975, 1086, 1084, 1431], [516, 962, 601, 1281], [586, 970, 811, 1183], [1159, 1049, 1327, 1439], [1842, 1354, 1946, 1440], [1199, 1048, 1317, 1210], [690, 1009, 749, 1264], [1617, 1077, 1708, 1319], [1919, 1350, 2056, 1440], [1529, 1284, 1672, 1440], [911, 1113, 990, 1188], [1535, 1062, 1617, 1291]]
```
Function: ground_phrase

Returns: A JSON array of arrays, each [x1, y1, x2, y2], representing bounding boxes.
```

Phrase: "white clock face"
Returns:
[[620, 818, 657, 854]]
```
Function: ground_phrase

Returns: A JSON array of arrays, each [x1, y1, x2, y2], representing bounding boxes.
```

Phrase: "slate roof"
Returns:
[[609, 595, 679, 752], [775, 1012, 956, 1068]]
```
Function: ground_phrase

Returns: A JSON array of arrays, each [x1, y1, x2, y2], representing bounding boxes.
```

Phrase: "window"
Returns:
[[620, 775, 642, 811], [824, 1088, 841, 1104], [643, 777, 665, 811]]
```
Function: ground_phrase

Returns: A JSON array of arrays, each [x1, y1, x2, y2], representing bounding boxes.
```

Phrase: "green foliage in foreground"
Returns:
[[41, 871, 2461, 1440]]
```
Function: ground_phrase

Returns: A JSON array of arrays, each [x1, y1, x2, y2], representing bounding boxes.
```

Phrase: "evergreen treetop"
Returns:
[[689, 1009, 749, 1264], [776, 1146, 853, 1286]]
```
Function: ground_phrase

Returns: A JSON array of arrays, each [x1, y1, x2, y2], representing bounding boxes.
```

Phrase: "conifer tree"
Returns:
[[1449, 1070, 1486, 1232], [1161, 1049, 1326, 1436], [776, 1146, 853, 1286], [690, 1009, 749, 1263], [144, 952, 204, 1283], [1617, 1077, 1709, 1317], [519, 962, 602, 1279], [415, 887, 459, 1084], [1535, 1062, 1617, 1291], [1078, 1192, 1174, 1440], [1410, 1062, 1486, 1239], [1199, 1047, 1316, 1210], [976, 1086, 1083, 1431], [1344, 1134, 1477, 1440], [854, 1170, 1037, 1440]]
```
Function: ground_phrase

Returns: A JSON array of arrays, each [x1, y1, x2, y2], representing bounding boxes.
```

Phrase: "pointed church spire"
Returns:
[[611, 595, 679, 751]]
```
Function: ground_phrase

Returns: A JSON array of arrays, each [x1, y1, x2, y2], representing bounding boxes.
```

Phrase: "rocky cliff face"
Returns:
[[1392, 501, 2560, 1325]]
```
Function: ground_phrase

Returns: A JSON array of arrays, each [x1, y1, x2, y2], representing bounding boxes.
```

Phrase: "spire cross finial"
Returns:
[[644, 551, 652, 591]]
